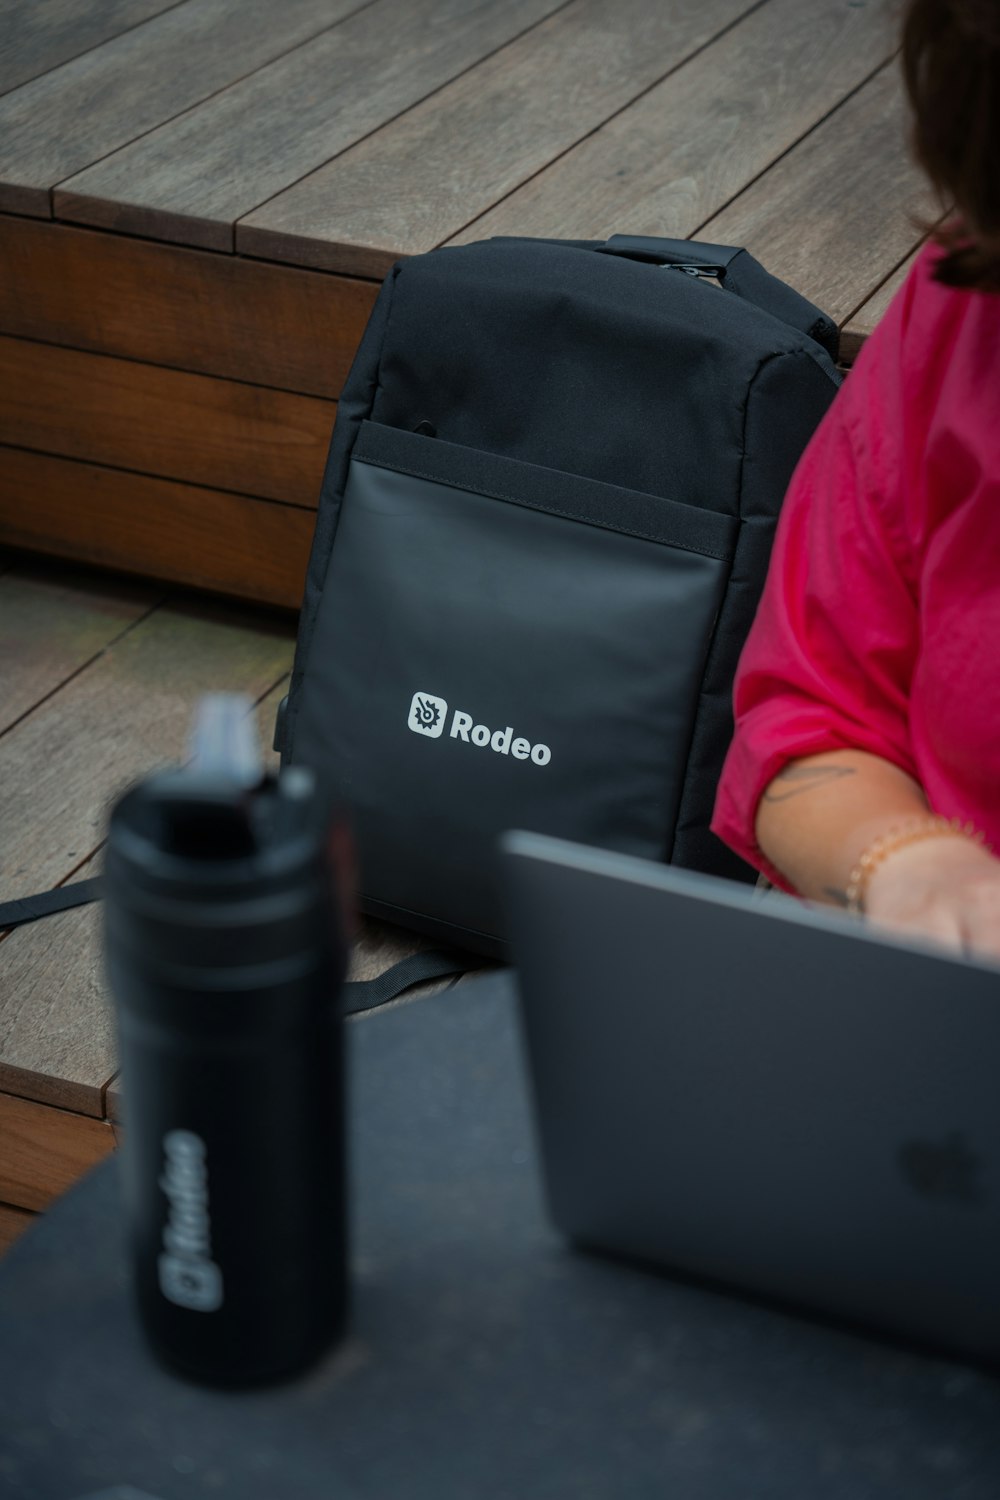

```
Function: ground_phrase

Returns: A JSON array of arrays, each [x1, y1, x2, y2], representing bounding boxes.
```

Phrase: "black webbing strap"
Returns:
[[342, 950, 478, 1015], [0, 877, 103, 929], [0, 877, 475, 1011]]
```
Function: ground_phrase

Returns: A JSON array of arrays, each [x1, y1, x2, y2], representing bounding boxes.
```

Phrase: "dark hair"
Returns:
[[902, 0, 1000, 292]]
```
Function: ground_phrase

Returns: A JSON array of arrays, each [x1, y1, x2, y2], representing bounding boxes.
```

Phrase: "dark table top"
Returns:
[[1, 971, 999, 1499]]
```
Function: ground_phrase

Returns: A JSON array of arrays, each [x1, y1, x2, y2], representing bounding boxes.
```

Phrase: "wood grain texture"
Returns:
[[0, 216, 377, 398], [0, 1092, 115, 1210], [0, 560, 159, 736], [839, 249, 920, 362], [0, 594, 294, 902], [0, 337, 333, 506], [0, 448, 315, 607], [0, 0, 366, 216], [0, 0, 183, 96], [0, 676, 293, 1115], [0, 876, 113, 1115], [700, 62, 933, 328], [452, 0, 895, 246], [0, 1199, 34, 1256], [55, 0, 564, 251], [238, 0, 757, 276]]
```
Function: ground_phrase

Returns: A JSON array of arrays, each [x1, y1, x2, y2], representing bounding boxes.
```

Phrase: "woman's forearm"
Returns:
[[754, 749, 929, 905]]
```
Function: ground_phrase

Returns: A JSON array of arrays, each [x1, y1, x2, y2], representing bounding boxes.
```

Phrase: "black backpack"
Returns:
[[278, 235, 841, 959]]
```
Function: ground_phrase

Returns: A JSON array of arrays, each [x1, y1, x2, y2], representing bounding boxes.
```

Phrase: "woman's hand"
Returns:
[[863, 834, 1000, 963], [754, 749, 1000, 964]]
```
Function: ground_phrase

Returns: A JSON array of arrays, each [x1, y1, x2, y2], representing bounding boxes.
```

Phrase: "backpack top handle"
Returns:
[[594, 235, 840, 362]]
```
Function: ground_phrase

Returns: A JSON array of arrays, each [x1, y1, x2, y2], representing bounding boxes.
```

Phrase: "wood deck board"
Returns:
[[839, 248, 920, 361], [0, 677, 292, 1116], [0, 216, 378, 398], [0, 577, 467, 1127], [236, 0, 759, 276], [449, 0, 895, 252], [0, 889, 113, 1116], [0, 0, 184, 97], [0, 560, 160, 737], [0, 597, 294, 899], [53, 0, 564, 252], [0, 0, 367, 217], [699, 62, 934, 327], [0, 336, 333, 507], [0, 448, 315, 609]]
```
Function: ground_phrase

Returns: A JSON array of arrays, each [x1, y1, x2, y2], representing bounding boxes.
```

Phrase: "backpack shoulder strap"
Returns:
[[0, 878, 474, 1010]]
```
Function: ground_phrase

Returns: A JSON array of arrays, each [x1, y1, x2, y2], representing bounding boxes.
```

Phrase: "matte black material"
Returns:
[[352, 421, 738, 557], [296, 433, 731, 943], [597, 234, 840, 359], [504, 832, 1000, 1363], [0, 874, 101, 928], [286, 236, 842, 950], [341, 948, 475, 1013], [1, 975, 999, 1499], [104, 770, 348, 1386]]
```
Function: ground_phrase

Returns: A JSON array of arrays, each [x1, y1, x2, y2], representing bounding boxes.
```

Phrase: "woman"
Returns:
[[711, 0, 1000, 960]]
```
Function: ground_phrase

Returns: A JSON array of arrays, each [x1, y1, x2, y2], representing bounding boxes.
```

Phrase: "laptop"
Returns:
[[502, 830, 1000, 1364]]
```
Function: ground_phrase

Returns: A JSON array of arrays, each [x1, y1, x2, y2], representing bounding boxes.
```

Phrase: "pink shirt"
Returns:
[[711, 244, 1000, 887]]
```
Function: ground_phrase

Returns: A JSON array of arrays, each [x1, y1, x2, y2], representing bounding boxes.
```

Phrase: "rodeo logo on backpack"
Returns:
[[408, 692, 552, 766]]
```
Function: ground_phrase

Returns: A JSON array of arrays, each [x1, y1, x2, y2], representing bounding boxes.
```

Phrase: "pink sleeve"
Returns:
[[710, 331, 920, 888]]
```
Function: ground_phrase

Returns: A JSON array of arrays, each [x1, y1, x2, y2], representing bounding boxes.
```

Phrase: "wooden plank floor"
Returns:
[[0, 552, 471, 1253], [0, 0, 919, 606]]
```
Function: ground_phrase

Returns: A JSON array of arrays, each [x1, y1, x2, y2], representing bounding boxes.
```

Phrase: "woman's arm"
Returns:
[[756, 748, 1000, 960]]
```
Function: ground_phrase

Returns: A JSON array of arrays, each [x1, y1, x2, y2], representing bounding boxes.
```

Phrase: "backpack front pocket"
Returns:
[[293, 422, 738, 947]]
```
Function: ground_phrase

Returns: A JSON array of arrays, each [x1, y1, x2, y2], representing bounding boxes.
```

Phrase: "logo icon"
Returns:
[[409, 692, 447, 739], [898, 1131, 984, 1205], [158, 1128, 224, 1312], [158, 1252, 224, 1312]]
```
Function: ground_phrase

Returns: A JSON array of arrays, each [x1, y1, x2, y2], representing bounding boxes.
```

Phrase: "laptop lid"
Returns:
[[502, 831, 1000, 1363]]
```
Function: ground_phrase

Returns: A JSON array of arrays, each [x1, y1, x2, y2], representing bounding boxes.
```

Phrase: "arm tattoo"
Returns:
[[762, 764, 857, 803]]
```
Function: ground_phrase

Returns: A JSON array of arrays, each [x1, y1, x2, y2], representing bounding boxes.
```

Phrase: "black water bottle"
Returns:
[[104, 696, 349, 1386]]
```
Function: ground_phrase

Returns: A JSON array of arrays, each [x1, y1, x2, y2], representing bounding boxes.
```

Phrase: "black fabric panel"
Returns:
[[722, 251, 840, 362], [670, 349, 841, 875], [596, 235, 741, 269], [294, 454, 730, 942], [359, 893, 505, 960], [354, 423, 737, 559], [373, 239, 761, 516], [596, 238, 839, 361], [284, 266, 401, 763]]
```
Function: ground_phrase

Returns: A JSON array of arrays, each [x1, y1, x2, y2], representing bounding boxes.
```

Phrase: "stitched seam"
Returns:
[[354, 453, 734, 562]]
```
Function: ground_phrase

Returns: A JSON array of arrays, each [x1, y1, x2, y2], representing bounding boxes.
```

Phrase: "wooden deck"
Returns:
[[0, 0, 928, 1248], [0, 552, 469, 1254], [0, 0, 929, 608]]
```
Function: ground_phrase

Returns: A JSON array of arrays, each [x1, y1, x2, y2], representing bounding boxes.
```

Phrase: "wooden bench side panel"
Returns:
[[0, 215, 351, 603], [0, 1092, 115, 1212], [0, 215, 377, 398], [0, 447, 315, 609]]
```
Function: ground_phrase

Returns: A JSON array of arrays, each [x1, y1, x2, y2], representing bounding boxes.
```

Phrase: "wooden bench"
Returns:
[[0, 0, 929, 1249], [1, 0, 928, 608]]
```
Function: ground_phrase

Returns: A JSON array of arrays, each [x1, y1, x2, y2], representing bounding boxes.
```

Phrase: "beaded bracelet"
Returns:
[[845, 815, 990, 915]]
